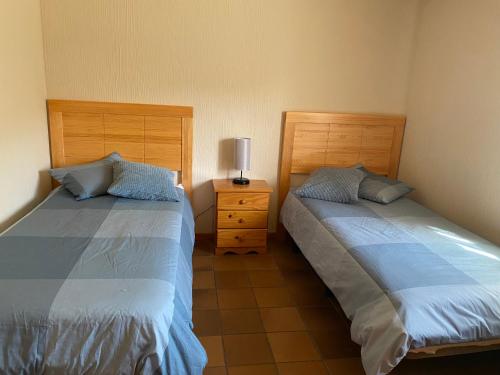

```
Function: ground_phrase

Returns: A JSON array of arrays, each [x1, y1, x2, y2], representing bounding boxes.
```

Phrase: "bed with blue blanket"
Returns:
[[281, 191, 500, 375], [0, 187, 207, 374]]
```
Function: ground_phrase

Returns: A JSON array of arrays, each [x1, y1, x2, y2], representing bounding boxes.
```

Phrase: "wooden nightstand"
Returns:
[[213, 179, 273, 255]]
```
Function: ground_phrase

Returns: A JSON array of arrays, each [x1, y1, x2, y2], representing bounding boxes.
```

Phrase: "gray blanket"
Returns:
[[0, 188, 206, 374], [281, 191, 500, 375]]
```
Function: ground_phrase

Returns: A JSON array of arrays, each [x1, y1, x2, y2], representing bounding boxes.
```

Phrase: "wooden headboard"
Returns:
[[278, 111, 406, 209], [47, 100, 193, 196]]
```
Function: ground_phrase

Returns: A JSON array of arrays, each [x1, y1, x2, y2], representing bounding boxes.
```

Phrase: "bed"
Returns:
[[277, 111, 500, 375], [0, 100, 206, 374]]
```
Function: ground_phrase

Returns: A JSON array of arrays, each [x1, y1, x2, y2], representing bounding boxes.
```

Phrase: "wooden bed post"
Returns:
[[277, 116, 295, 239], [181, 117, 193, 199]]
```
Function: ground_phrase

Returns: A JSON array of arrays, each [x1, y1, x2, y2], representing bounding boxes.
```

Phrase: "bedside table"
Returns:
[[213, 179, 273, 255]]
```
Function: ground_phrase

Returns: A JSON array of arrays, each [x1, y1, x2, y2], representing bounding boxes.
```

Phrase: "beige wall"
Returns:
[[41, 0, 420, 232], [0, 0, 51, 231], [400, 0, 500, 244]]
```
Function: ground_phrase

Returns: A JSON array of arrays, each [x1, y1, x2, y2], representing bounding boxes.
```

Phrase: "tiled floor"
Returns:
[[193, 238, 500, 375]]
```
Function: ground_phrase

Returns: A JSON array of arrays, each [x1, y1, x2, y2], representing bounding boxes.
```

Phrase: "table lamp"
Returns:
[[233, 137, 251, 185]]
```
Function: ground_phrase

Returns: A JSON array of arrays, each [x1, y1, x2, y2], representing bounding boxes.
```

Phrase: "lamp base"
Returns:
[[232, 177, 250, 185]]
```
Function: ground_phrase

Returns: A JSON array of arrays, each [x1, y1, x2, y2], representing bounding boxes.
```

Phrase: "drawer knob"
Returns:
[[238, 218, 244, 223], [239, 199, 246, 205], [234, 236, 241, 240], [228, 214, 233, 218]]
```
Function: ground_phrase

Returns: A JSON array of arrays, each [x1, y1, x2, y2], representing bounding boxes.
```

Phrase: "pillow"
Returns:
[[358, 168, 413, 204], [295, 167, 366, 203], [62, 164, 114, 200], [107, 160, 179, 201], [48, 152, 121, 183]]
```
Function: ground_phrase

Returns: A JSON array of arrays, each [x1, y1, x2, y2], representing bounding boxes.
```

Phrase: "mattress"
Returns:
[[0, 187, 207, 374], [280, 191, 500, 375]]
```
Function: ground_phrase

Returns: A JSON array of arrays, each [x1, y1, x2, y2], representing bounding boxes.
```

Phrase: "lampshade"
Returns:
[[234, 137, 251, 171]]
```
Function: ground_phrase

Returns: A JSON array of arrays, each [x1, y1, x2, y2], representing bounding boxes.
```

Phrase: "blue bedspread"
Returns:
[[281, 192, 500, 375], [0, 188, 207, 374]]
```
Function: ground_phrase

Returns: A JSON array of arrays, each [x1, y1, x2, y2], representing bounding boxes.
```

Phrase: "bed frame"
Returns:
[[277, 110, 500, 359], [47, 100, 193, 197]]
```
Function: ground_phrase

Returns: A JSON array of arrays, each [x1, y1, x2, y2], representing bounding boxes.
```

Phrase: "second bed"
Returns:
[[278, 111, 500, 375]]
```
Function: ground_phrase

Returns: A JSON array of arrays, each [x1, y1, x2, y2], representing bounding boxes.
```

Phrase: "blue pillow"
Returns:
[[295, 167, 366, 203], [49, 152, 121, 183], [107, 160, 179, 201], [357, 167, 413, 204], [62, 164, 115, 200]]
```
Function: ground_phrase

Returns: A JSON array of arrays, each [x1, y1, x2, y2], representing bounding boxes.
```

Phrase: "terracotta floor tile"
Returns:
[[227, 364, 278, 375], [324, 358, 364, 375], [220, 309, 264, 334], [204, 367, 227, 375], [195, 249, 215, 258], [194, 256, 214, 271], [194, 247, 214, 257], [267, 332, 320, 362], [248, 270, 285, 287], [281, 269, 325, 289], [193, 309, 221, 336], [259, 307, 305, 332], [199, 336, 225, 367], [288, 285, 331, 307], [214, 256, 246, 271], [215, 271, 250, 288], [194, 239, 500, 375], [266, 247, 294, 258], [194, 239, 215, 256], [223, 333, 274, 366], [253, 287, 294, 308], [298, 307, 346, 331], [274, 255, 311, 271], [194, 289, 218, 309], [194, 270, 216, 289], [243, 255, 278, 270], [267, 239, 299, 256], [217, 288, 257, 309], [309, 330, 360, 359], [276, 361, 328, 375]]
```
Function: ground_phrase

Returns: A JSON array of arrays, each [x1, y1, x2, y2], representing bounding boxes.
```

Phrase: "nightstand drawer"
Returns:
[[217, 229, 267, 248], [217, 193, 269, 210], [217, 211, 268, 229]]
